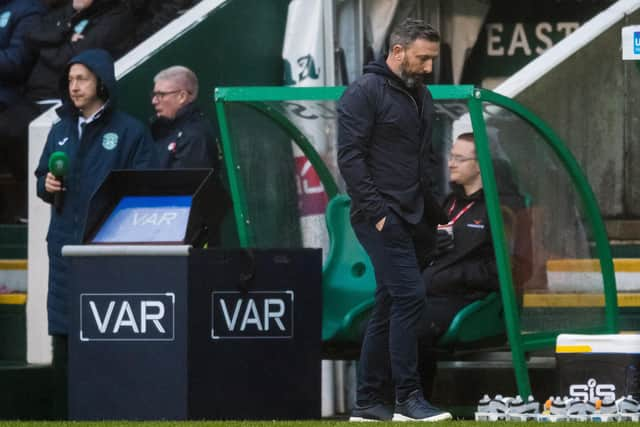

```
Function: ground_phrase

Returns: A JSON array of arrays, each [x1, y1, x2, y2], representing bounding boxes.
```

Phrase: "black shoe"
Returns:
[[393, 390, 453, 421], [349, 402, 393, 422]]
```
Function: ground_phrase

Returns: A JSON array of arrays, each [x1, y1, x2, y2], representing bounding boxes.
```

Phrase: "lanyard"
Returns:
[[445, 199, 475, 226]]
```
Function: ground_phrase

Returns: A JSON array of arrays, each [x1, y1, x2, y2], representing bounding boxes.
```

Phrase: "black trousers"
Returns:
[[417, 295, 473, 399], [352, 212, 427, 404]]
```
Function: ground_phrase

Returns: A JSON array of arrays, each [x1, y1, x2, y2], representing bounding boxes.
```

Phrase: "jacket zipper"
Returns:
[[388, 79, 423, 117]]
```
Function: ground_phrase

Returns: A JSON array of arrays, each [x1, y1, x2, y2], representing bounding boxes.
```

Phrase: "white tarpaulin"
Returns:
[[282, 0, 335, 417], [282, 0, 332, 258]]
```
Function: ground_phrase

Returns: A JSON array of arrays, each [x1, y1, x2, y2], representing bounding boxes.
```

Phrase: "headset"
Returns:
[[97, 81, 108, 101]]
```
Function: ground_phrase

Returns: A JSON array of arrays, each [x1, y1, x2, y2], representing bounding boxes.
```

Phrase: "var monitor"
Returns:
[[84, 169, 229, 246], [91, 195, 192, 244]]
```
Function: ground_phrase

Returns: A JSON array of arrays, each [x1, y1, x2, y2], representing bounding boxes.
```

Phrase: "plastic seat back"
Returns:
[[436, 292, 505, 347], [322, 195, 376, 343]]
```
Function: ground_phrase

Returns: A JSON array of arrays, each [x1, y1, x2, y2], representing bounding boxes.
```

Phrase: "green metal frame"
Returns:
[[215, 89, 340, 246], [214, 85, 475, 246], [214, 85, 619, 398], [468, 88, 619, 396], [472, 88, 619, 335]]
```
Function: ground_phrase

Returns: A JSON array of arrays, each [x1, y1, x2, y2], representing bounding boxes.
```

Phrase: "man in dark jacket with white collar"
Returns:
[[337, 18, 450, 422], [148, 65, 218, 170], [35, 48, 151, 418]]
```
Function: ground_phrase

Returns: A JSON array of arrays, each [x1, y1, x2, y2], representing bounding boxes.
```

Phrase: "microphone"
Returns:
[[48, 151, 69, 212]]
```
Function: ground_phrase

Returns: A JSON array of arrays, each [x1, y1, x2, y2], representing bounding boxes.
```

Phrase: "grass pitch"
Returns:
[[2, 422, 640, 427]]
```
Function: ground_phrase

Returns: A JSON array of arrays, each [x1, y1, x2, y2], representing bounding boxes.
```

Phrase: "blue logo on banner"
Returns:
[[635, 32, 640, 55], [211, 291, 294, 339], [80, 293, 175, 341]]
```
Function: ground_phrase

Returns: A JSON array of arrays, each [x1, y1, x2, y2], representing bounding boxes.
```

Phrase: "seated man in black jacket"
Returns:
[[148, 65, 219, 170], [417, 132, 529, 398]]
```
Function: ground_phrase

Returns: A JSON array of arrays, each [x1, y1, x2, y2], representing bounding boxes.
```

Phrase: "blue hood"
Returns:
[[59, 48, 117, 109]]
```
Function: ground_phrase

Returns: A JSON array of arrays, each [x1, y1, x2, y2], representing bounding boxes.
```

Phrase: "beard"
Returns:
[[399, 58, 425, 88]]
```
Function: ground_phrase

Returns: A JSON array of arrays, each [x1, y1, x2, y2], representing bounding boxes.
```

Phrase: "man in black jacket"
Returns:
[[337, 18, 450, 422], [0, 0, 45, 222], [0, 0, 45, 111], [148, 65, 218, 170], [417, 132, 530, 398], [424, 133, 500, 303], [0, 0, 133, 221]]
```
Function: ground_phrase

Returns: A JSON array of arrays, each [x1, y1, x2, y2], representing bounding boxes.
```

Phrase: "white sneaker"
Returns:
[[566, 398, 592, 422], [507, 395, 540, 421], [590, 397, 618, 422], [474, 394, 510, 421], [538, 396, 569, 422], [617, 395, 640, 422]]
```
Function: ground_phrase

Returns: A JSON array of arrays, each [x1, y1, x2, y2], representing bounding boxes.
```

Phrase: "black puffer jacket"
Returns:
[[424, 182, 530, 301], [337, 58, 446, 227], [0, 0, 45, 106], [149, 102, 219, 170], [424, 187, 497, 300], [24, 0, 133, 101]]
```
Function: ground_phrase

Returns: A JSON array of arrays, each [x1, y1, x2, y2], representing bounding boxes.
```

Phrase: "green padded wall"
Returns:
[[118, 0, 290, 122]]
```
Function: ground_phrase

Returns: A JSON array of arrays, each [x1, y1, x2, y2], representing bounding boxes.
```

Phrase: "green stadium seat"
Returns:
[[322, 194, 375, 343], [436, 292, 505, 347]]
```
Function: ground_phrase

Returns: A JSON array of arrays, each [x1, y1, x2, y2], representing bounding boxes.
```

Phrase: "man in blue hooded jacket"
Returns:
[[35, 48, 152, 418]]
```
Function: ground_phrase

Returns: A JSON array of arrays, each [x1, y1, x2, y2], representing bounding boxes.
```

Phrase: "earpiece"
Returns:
[[97, 83, 108, 100]]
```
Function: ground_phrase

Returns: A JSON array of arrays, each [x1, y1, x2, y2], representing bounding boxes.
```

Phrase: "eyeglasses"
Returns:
[[150, 89, 183, 100], [448, 154, 477, 164]]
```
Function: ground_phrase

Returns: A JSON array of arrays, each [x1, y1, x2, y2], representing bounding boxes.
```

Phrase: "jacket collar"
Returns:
[[450, 184, 484, 202], [151, 102, 199, 134], [364, 58, 425, 99], [56, 98, 113, 122]]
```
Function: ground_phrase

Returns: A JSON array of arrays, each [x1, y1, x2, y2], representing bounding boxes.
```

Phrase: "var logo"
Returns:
[[211, 291, 294, 339], [635, 32, 640, 55], [80, 293, 175, 341]]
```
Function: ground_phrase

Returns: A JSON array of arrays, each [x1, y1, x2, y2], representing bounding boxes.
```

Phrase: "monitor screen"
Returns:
[[91, 195, 192, 243]]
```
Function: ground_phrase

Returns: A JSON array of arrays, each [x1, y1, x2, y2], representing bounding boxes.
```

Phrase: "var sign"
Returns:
[[80, 293, 175, 341], [211, 291, 294, 339]]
